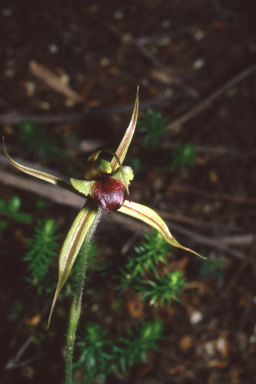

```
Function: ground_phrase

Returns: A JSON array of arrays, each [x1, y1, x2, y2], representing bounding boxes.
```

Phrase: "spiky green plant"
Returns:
[[137, 109, 167, 150], [23, 219, 59, 296], [199, 256, 224, 280], [74, 319, 164, 382], [169, 143, 195, 173], [0, 195, 32, 225], [115, 318, 164, 371], [18, 119, 68, 160], [125, 229, 172, 279], [118, 230, 186, 306], [135, 270, 186, 306], [75, 324, 111, 382]]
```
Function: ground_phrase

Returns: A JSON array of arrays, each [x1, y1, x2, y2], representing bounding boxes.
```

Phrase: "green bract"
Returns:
[[3, 87, 204, 328]]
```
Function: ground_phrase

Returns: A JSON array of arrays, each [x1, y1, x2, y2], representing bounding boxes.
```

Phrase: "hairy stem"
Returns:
[[65, 203, 102, 384]]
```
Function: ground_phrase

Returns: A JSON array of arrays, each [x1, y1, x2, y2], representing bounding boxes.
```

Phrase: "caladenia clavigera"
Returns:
[[3, 87, 205, 383]]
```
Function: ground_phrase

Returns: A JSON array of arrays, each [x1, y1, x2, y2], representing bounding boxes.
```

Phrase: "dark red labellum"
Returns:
[[92, 175, 126, 214]]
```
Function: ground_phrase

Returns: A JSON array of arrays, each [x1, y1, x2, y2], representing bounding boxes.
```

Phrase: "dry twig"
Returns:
[[29, 60, 82, 103], [170, 184, 256, 206], [103, 21, 199, 99], [168, 62, 256, 130], [0, 93, 185, 126]]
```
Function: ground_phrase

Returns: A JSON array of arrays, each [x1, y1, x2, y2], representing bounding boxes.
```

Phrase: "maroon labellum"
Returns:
[[92, 174, 126, 214]]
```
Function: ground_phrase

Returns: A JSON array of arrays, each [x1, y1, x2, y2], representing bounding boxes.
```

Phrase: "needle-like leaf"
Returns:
[[118, 201, 205, 259]]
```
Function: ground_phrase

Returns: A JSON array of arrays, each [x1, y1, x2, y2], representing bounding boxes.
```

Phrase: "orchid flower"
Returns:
[[3, 88, 203, 328]]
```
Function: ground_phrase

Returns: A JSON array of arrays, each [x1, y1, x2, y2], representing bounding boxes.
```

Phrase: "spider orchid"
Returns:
[[3, 88, 203, 327]]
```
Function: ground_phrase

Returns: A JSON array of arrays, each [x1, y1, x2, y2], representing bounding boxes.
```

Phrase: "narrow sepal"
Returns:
[[111, 87, 139, 170], [3, 137, 75, 194], [47, 202, 102, 328], [118, 200, 205, 259]]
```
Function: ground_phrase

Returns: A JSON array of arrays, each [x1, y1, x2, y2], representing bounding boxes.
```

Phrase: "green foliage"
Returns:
[[135, 270, 185, 306], [75, 319, 164, 382], [169, 143, 196, 173], [34, 198, 50, 211], [126, 154, 141, 171], [22, 220, 98, 298], [137, 109, 167, 150], [125, 230, 171, 279], [115, 318, 163, 371], [18, 119, 68, 160], [199, 256, 224, 280], [118, 230, 186, 306], [75, 324, 111, 382], [23, 219, 59, 295], [0, 195, 33, 226]]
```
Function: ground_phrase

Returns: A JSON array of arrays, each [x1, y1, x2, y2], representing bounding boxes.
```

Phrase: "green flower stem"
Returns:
[[65, 202, 102, 384]]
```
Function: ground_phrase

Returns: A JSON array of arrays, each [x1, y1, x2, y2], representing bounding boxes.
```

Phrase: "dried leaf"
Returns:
[[3, 138, 76, 194]]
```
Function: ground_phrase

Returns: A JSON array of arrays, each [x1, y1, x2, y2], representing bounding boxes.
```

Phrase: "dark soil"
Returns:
[[1, 1, 256, 383]]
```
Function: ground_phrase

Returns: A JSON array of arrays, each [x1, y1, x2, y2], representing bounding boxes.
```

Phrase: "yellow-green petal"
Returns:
[[118, 200, 205, 259]]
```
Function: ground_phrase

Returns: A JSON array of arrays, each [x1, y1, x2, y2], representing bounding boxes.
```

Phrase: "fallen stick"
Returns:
[[170, 184, 256, 206], [167, 61, 256, 130], [0, 93, 186, 126], [29, 60, 82, 102]]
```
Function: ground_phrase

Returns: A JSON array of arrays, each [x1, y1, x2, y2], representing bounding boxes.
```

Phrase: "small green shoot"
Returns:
[[169, 143, 196, 173], [0, 195, 32, 224], [126, 154, 141, 170], [23, 219, 59, 295], [18, 119, 68, 160], [75, 324, 111, 382], [75, 319, 164, 382], [118, 230, 186, 306], [115, 318, 164, 371], [135, 270, 186, 306], [125, 230, 172, 279], [137, 109, 167, 150], [199, 256, 224, 280]]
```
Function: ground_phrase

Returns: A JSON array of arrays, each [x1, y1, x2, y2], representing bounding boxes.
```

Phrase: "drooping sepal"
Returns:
[[3, 137, 76, 194], [118, 200, 205, 259], [47, 201, 102, 328]]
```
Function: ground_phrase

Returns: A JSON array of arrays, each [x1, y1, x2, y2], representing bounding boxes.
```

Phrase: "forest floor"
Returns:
[[1, 1, 256, 383]]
